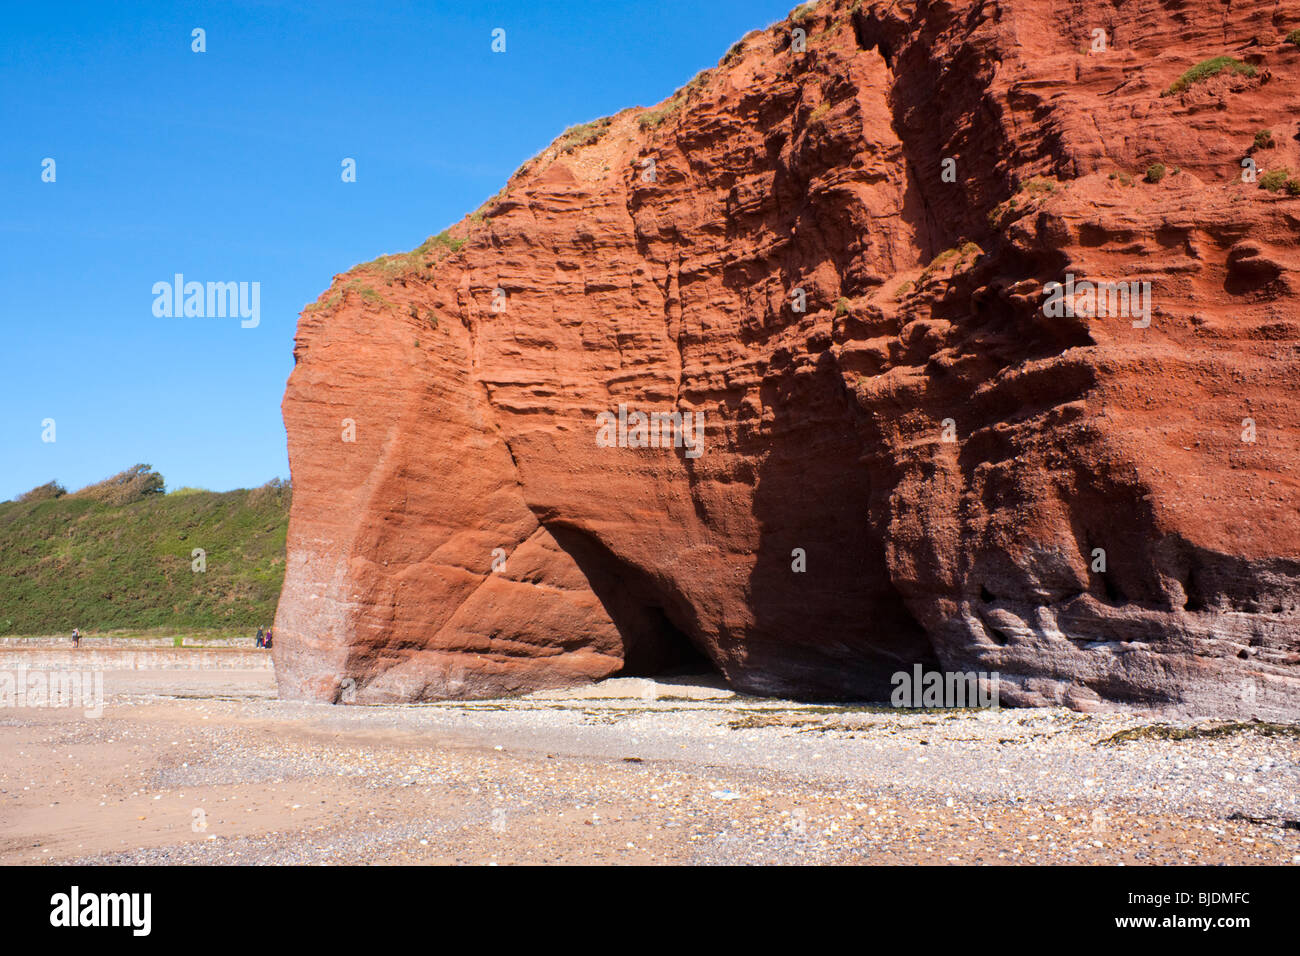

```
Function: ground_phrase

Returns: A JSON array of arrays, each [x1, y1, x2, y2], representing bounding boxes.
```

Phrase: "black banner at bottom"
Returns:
[[0, 864, 1288, 943]]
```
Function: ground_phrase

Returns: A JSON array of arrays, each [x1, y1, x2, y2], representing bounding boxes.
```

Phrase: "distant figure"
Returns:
[[264, 628, 273, 650], [72, 627, 80, 649], [255, 626, 265, 648]]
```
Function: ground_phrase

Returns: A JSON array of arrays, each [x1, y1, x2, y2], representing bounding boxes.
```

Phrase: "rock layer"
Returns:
[[275, 0, 1300, 717]]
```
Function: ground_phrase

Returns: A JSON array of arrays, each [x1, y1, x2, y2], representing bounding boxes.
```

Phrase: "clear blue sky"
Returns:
[[0, 0, 795, 500]]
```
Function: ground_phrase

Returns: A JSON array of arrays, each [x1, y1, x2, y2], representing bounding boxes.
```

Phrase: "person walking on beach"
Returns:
[[72, 627, 80, 649], [264, 627, 273, 650], [256, 626, 264, 648]]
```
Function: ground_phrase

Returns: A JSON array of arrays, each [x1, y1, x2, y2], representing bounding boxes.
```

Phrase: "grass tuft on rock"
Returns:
[[919, 242, 984, 282], [1163, 56, 1257, 96], [639, 70, 712, 132], [1259, 167, 1293, 192], [790, 1, 818, 22], [559, 116, 613, 153]]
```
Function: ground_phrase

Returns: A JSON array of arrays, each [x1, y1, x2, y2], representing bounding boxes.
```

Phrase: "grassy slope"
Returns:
[[0, 484, 289, 635]]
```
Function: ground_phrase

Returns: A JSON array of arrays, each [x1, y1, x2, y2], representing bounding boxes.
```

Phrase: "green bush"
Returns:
[[347, 282, 388, 306], [423, 230, 465, 254], [1260, 168, 1292, 192], [835, 296, 850, 316], [70, 465, 165, 505], [1287, 179, 1300, 196], [16, 481, 66, 503], [1286, 29, 1300, 47], [918, 242, 984, 282], [1163, 56, 1257, 96], [922, 247, 960, 274], [559, 116, 612, 153], [1254, 129, 1275, 150], [1145, 163, 1167, 183]]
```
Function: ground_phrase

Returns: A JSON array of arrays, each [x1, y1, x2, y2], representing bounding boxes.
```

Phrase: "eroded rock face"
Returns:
[[275, 0, 1300, 716]]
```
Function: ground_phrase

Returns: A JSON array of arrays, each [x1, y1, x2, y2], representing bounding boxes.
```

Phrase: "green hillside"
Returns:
[[0, 466, 290, 635]]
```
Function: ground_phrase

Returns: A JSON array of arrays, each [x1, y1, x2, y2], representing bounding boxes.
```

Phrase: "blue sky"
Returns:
[[0, 0, 795, 500]]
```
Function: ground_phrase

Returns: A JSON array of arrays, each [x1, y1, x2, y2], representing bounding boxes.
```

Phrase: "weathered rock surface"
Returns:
[[275, 0, 1300, 717]]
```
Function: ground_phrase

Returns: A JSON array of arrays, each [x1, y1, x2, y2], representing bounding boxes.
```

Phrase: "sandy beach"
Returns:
[[2, 666, 1297, 865]]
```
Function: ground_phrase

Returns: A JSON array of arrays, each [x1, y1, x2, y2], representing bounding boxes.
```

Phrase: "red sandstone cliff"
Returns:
[[274, 0, 1300, 717]]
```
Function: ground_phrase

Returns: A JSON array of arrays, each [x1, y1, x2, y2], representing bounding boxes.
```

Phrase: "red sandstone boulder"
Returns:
[[275, 0, 1300, 717]]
